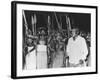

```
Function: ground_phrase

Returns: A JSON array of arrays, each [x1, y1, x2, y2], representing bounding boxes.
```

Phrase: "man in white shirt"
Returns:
[[24, 38, 37, 70], [66, 28, 88, 67]]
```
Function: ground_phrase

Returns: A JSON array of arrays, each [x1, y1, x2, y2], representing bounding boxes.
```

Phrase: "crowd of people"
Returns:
[[23, 26, 91, 70]]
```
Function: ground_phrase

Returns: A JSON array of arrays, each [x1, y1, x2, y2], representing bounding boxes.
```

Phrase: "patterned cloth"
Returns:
[[52, 51, 64, 68]]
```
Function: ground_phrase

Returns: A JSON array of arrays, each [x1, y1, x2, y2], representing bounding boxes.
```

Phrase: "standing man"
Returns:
[[24, 37, 37, 70], [66, 28, 88, 67]]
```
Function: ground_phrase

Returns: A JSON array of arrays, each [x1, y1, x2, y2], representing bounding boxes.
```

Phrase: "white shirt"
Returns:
[[66, 35, 88, 64], [25, 47, 36, 70]]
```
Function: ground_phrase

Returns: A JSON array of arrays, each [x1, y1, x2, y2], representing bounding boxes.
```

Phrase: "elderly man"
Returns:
[[66, 28, 88, 67]]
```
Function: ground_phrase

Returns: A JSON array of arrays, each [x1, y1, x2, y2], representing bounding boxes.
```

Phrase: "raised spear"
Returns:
[[34, 14, 37, 35]]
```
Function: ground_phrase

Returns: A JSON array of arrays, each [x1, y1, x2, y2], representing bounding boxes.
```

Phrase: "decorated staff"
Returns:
[[22, 10, 29, 69], [54, 12, 64, 36], [31, 14, 37, 35], [66, 15, 71, 38], [54, 12, 61, 30], [66, 15, 71, 30], [48, 15, 51, 35], [32, 16, 35, 35], [34, 14, 37, 35], [23, 11, 29, 36], [23, 10, 29, 48]]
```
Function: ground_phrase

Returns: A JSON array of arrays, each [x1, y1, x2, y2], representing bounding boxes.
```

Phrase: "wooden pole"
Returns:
[[54, 12, 61, 30], [32, 16, 34, 35]]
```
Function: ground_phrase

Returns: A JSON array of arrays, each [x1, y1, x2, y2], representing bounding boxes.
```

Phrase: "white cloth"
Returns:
[[25, 47, 36, 70], [37, 45, 47, 69], [66, 35, 88, 64]]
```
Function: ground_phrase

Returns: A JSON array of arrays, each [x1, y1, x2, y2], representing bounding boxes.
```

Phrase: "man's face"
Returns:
[[39, 40, 45, 45], [72, 29, 76, 37], [27, 38, 33, 45]]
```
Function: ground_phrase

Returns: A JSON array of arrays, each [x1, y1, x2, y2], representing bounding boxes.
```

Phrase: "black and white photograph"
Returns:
[[22, 10, 91, 69], [11, 1, 97, 79]]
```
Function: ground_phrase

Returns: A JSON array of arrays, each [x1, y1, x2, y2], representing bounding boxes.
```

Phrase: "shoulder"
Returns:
[[68, 37, 73, 41], [26, 53, 30, 60], [67, 37, 73, 45], [78, 36, 87, 44], [78, 35, 85, 41]]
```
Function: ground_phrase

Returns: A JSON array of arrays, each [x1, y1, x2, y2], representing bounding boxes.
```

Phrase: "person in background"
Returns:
[[86, 32, 91, 66], [47, 32, 57, 68], [36, 34, 48, 69], [66, 28, 88, 67], [52, 32, 65, 68]]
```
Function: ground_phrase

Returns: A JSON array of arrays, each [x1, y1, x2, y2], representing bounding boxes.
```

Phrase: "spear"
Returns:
[[66, 15, 71, 38], [23, 10, 28, 32], [68, 17, 71, 31], [32, 15, 35, 35], [54, 12, 61, 30], [22, 10, 28, 67], [34, 14, 37, 35], [48, 15, 51, 35], [60, 15, 62, 29]]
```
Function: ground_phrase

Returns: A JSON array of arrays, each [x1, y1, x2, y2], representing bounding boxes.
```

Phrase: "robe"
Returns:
[[25, 47, 36, 70], [37, 44, 47, 69]]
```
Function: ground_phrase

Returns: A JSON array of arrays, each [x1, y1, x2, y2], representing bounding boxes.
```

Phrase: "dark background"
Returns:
[[23, 10, 91, 33]]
